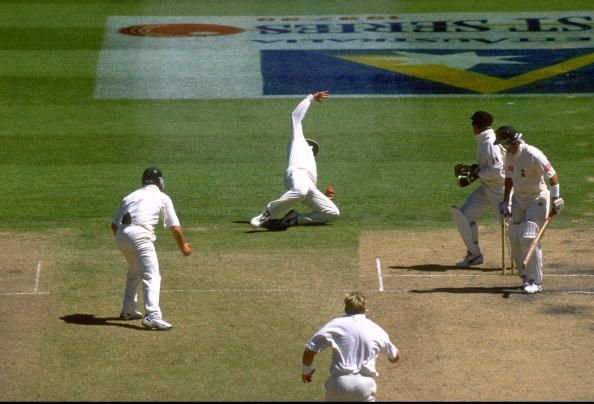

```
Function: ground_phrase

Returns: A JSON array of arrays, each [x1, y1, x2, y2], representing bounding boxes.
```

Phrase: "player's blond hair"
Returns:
[[344, 291, 366, 315]]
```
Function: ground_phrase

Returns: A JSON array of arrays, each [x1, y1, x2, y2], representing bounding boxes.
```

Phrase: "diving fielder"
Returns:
[[451, 111, 506, 267], [495, 126, 564, 294], [250, 91, 340, 229]]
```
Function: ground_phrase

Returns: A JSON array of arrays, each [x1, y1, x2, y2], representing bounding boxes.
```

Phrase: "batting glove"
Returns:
[[499, 200, 511, 217], [552, 197, 564, 215]]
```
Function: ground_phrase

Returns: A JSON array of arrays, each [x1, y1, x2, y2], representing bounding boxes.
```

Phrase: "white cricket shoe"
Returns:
[[250, 210, 271, 228], [119, 310, 143, 320], [455, 253, 483, 268], [142, 316, 173, 330], [523, 281, 542, 294]]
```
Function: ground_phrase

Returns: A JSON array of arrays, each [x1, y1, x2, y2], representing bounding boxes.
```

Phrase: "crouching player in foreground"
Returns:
[[301, 292, 401, 401], [250, 91, 339, 231], [495, 126, 564, 294]]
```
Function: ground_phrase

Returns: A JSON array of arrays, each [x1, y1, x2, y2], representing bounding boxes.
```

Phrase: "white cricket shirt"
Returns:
[[112, 184, 181, 239], [305, 314, 398, 378], [504, 141, 556, 200], [475, 128, 505, 188]]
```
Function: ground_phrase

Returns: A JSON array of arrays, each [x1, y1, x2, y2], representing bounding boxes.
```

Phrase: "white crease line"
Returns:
[[158, 288, 593, 295], [564, 291, 594, 295], [383, 273, 594, 277], [0, 291, 50, 296], [34, 260, 42, 293], [162, 289, 359, 294]]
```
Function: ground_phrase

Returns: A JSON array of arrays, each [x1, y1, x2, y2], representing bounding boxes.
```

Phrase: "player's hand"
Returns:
[[181, 243, 192, 256], [313, 91, 329, 103], [302, 368, 315, 384], [552, 197, 564, 215], [325, 186, 335, 200], [389, 350, 401, 364], [499, 200, 511, 217]]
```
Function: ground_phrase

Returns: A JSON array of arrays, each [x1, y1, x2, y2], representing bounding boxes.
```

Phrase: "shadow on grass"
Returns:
[[234, 219, 330, 233], [59, 314, 146, 330], [389, 264, 504, 273], [409, 285, 524, 298]]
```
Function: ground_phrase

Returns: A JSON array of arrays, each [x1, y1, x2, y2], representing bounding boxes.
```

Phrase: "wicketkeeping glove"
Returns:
[[454, 163, 478, 177], [457, 168, 480, 188], [552, 197, 564, 215]]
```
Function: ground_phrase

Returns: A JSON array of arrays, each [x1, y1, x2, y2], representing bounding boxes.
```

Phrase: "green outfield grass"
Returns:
[[1, 0, 593, 401]]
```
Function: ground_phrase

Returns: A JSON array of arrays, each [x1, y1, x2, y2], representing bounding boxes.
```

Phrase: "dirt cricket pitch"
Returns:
[[360, 226, 594, 401], [2, 226, 593, 401]]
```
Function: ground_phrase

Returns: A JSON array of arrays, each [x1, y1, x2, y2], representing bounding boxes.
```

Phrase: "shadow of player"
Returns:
[[59, 313, 146, 330], [389, 264, 503, 273], [409, 285, 525, 298]]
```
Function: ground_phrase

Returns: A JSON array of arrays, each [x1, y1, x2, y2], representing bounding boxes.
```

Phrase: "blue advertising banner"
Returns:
[[95, 13, 594, 98]]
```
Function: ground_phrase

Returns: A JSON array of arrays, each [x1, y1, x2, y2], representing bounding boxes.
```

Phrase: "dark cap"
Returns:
[[494, 125, 522, 145], [470, 111, 493, 129]]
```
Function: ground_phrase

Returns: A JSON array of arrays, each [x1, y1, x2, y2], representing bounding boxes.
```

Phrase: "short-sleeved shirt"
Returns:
[[112, 184, 180, 239], [305, 314, 398, 378], [504, 141, 556, 201]]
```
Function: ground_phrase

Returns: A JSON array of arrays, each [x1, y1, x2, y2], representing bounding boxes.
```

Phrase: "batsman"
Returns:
[[451, 111, 506, 268], [495, 125, 564, 294]]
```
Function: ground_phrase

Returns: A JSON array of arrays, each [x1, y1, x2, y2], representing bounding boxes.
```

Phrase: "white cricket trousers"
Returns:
[[325, 373, 377, 402], [116, 225, 163, 320], [460, 183, 503, 223], [266, 168, 339, 224], [509, 191, 549, 284]]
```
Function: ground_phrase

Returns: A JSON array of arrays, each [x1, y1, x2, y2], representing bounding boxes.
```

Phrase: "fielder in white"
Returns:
[[495, 126, 564, 294], [301, 291, 400, 402], [451, 111, 506, 267], [250, 91, 340, 230], [111, 167, 192, 330]]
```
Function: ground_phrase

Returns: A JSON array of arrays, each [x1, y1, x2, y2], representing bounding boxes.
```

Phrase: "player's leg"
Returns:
[[452, 186, 489, 266], [295, 186, 340, 225], [250, 171, 308, 228], [116, 227, 142, 316], [520, 194, 549, 293], [135, 240, 162, 319]]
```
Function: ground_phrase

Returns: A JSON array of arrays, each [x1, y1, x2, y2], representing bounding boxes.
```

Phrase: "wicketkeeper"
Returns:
[[451, 111, 506, 267]]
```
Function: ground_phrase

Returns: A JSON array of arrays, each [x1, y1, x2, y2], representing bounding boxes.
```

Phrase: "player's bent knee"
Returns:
[[327, 206, 340, 219]]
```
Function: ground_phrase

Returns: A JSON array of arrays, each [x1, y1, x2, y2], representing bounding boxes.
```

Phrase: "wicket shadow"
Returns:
[[409, 285, 524, 298], [60, 313, 146, 330], [389, 264, 502, 273]]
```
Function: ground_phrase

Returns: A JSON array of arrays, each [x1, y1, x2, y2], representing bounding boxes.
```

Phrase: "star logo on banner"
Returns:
[[372, 51, 527, 70], [337, 50, 594, 94]]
